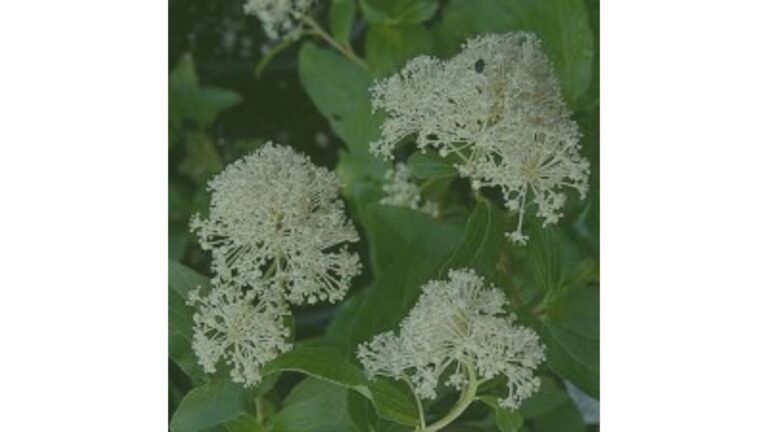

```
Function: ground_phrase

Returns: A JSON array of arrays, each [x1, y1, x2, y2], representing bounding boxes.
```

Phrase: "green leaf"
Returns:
[[169, 259, 209, 298], [170, 378, 249, 432], [298, 43, 380, 155], [168, 260, 209, 382], [169, 288, 205, 382], [330, 0, 357, 43], [223, 414, 266, 432], [406, 150, 458, 180], [478, 396, 523, 432], [262, 345, 419, 427], [262, 346, 368, 394], [272, 378, 362, 432], [359, 0, 438, 25], [439, 199, 507, 280], [519, 378, 586, 432], [539, 319, 599, 398], [365, 24, 434, 77], [366, 379, 420, 427], [350, 205, 463, 343], [436, 0, 595, 107], [169, 54, 241, 128]]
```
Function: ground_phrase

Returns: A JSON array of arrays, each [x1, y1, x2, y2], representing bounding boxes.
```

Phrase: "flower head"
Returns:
[[191, 143, 361, 305], [243, 0, 313, 40], [380, 163, 439, 217], [370, 33, 590, 244], [357, 268, 545, 408], [187, 281, 291, 387]]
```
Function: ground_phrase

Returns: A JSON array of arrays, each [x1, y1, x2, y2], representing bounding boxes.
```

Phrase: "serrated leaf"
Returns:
[[439, 199, 506, 279], [360, 0, 438, 25]]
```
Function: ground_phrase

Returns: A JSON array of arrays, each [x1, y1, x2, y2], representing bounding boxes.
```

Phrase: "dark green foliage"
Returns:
[[170, 0, 599, 430]]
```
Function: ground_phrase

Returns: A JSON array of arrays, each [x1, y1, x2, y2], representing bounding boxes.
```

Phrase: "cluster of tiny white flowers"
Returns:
[[357, 268, 545, 409], [380, 163, 439, 217], [190, 142, 361, 305], [370, 32, 590, 245], [189, 143, 361, 386], [187, 281, 292, 387], [243, 0, 313, 40]]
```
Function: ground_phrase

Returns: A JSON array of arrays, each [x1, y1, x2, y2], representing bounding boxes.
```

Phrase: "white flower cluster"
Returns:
[[189, 143, 361, 386], [380, 163, 439, 217], [190, 143, 361, 305], [243, 0, 313, 40], [369, 33, 590, 245], [357, 268, 545, 409], [187, 281, 291, 387]]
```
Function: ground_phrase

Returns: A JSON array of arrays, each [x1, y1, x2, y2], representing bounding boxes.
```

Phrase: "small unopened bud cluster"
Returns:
[[370, 33, 590, 244], [357, 268, 545, 409], [189, 143, 361, 386]]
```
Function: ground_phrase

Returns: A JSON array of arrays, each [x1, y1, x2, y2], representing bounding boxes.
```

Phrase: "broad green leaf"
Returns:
[[539, 320, 599, 398], [359, 0, 438, 25], [272, 378, 361, 432], [223, 414, 265, 432], [366, 379, 419, 427], [436, 0, 595, 107], [262, 345, 419, 426], [407, 151, 458, 180], [351, 206, 463, 345], [168, 260, 209, 381], [518, 377, 586, 432], [365, 204, 463, 275], [365, 24, 434, 77], [298, 43, 381, 156], [478, 396, 523, 432], [322, 290, 370, 357], [439, 199, 507, 279], [170, 378, 249, 432], [348, 390, 377, 432], [169, 54, 241, 129], [330, 0, 357, 43], [169, 259, 209, 298], [169, 288, 205, 382], [262, 346, 368, 394]]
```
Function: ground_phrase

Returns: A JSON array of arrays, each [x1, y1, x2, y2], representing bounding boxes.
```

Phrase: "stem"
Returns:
[[404, 376, 427, 429], [302, 15, 368, 70], [421, 365, 479, 432]]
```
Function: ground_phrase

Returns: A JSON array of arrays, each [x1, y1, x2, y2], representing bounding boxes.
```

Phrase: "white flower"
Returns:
[[190, 142, 361, 305], [380, 163, 439, 217], [243, 0, 313, 40], [357, 268, 545, 409], [187, 281, 291, 387], [370, 33, 590, 245]]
